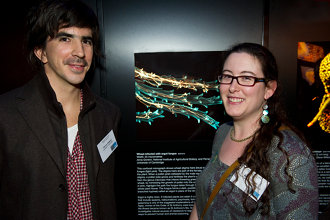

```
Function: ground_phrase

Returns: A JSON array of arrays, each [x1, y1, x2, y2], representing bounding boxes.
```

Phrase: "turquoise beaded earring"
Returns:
[[261, 104, 270, 124]]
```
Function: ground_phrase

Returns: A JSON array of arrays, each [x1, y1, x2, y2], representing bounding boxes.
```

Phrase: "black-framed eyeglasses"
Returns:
[[218, 74, 266, 87]]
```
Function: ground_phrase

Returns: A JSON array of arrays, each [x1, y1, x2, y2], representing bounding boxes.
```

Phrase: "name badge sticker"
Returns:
[[97, 130, 118, 163], [229, 165, 269, 201]]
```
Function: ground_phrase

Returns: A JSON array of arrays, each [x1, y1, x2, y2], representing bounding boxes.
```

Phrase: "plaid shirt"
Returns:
[[66, 90, 93, 220]]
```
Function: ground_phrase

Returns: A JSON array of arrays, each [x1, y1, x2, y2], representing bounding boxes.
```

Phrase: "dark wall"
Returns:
[[0, 1, 36, 94]]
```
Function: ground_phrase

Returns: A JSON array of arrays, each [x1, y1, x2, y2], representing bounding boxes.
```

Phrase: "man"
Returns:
[[0, 0, 120, 219]]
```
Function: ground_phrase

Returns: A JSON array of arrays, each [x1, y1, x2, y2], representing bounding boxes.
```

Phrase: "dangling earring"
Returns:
[[261, 104, 270, 124]]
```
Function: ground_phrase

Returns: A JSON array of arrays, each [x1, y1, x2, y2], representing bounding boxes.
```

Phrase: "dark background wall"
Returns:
[[1, 0, 329, 219]]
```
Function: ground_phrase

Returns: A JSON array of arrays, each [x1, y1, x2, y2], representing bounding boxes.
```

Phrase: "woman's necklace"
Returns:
[[230, 128, 255, 142]]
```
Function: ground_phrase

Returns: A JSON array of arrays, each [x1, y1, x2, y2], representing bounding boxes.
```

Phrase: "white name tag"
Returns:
[[229, 165, 269, 201], [97, 130, 118, 163]]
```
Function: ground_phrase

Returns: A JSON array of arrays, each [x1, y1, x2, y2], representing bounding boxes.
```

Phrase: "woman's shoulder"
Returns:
[[267, 128, 319, 218], [268, 128, 316, 178], [276, 128, 312, 157], [211, 122, 233, 155], [217, 121, 233, 134], [214, 122, 232, 141], [267, 127, 309, 155]]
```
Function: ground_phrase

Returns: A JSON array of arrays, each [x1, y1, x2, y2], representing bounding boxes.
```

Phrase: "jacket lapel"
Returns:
[[78, 87, 100, 181], [77, 117, 98, 175], [15, 77, 66, 177]]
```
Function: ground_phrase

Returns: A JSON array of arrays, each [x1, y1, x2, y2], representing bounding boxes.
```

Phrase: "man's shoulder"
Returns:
[[94, 95, 120, 114], [90, 95, 121, 131], [0, 87, 26, 120], [0, 75, 38, 105], [0, 86, 23, 106]]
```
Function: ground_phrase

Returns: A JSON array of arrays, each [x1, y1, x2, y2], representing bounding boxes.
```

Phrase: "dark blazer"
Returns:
[[0, 73, 120, 220]]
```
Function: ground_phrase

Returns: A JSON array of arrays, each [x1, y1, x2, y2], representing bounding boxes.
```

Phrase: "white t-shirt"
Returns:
[[67, 124, 78, 154]]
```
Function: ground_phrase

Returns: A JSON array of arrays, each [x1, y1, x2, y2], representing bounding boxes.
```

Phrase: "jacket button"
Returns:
[[58, 184, 66, 192]]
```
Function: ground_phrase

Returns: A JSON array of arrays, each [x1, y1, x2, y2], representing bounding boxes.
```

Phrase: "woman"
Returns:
[[190, 43, 319, 219]]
